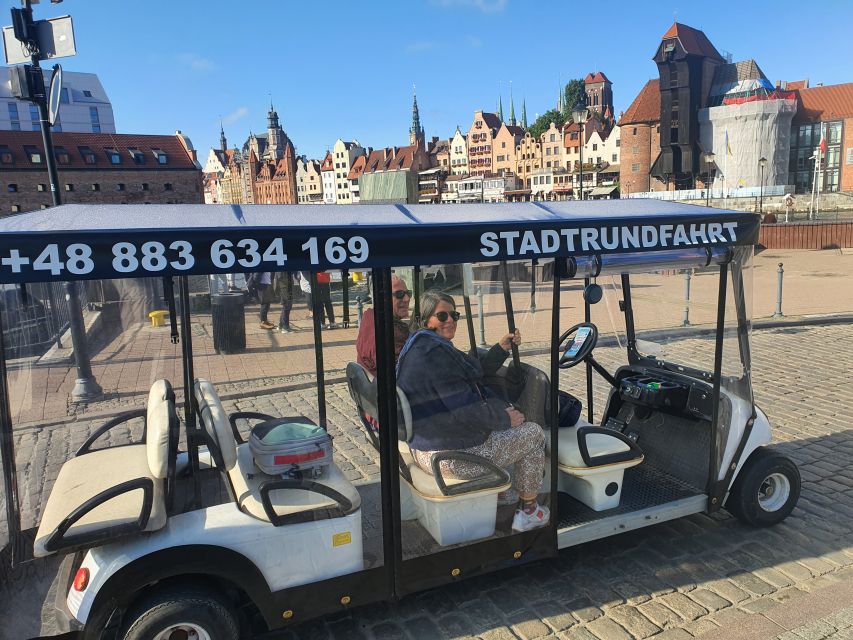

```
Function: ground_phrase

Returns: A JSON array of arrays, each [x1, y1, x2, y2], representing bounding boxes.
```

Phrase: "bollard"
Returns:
[[477, 285, 487, 347], [772, 263, 784, 318], [682, 271, 692, 327], [356, 298, 364, 327]]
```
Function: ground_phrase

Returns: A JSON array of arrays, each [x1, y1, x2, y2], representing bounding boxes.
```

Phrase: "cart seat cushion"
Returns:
[[408, 459, 510, 499], [229, 443, 361, 522], [34, 445, 166, 557], [552, 419, 635, 469], [146, 379, 175, 479], [194, 379, 237, 471]]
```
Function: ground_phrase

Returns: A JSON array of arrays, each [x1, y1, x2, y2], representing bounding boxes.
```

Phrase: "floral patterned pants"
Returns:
[[412, 422, 546, 494]]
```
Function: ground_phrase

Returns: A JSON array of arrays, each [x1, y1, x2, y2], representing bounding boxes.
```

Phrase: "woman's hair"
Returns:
[[413, 290, 456, 331]]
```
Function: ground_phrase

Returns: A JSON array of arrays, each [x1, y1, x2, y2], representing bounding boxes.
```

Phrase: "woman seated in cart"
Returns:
[[396, 291, 550, 532]]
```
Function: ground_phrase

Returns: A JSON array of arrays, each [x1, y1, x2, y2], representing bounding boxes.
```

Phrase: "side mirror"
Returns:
[[583, 283, 603, 305]]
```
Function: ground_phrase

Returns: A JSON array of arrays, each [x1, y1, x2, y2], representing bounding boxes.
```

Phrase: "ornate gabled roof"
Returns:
[[584, 71, 610, 84], [660, 22, 724, 62]]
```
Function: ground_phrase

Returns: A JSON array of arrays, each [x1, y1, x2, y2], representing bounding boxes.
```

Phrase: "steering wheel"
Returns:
[[558, 322, 598, 369]]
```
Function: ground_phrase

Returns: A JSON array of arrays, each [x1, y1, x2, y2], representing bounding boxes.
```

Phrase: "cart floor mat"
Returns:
[[556, 464, 703, 530]]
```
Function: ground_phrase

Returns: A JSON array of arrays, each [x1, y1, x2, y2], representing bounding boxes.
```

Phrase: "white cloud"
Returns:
[[431, 0, 508, 13], [406, 41, 436, 54], [222, 107, 249, 126], [177, 52, 215, 72]]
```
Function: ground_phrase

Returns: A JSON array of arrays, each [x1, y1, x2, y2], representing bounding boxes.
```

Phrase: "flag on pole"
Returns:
[[819, 134, 827, 154], [725, 130, 733, 156]]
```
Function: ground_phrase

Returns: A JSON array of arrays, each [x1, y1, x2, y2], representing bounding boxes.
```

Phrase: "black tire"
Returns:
[[120, 585, 239, 640], [726, 446, 801, 527]]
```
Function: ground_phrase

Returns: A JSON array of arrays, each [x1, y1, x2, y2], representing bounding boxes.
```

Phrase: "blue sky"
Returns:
[[5, 0, 852, 161]]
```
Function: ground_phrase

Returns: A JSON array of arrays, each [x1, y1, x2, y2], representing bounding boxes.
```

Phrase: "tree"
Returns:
[[562, 79, 586, 119], [528, 109, 565, 141]]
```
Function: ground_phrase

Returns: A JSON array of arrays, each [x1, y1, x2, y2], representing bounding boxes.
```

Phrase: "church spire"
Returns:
[[498, 94, 504, 123], [220, 121, 227, 151], [521, 98, 528, 129], [509, 81, 516, 127], [409, 84, 425, 147]]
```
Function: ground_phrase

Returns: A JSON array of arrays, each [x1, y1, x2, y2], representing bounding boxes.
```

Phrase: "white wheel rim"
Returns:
[[758, 472, 790, 512], [153, 623, 212, 640]]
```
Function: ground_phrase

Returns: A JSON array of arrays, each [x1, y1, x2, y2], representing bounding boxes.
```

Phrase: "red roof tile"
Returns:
[[785, 80, 809, 90], [0, 131, 197, 170], [619, 79, 661, 125], [794, 82, 853, 122], [661, 23, 723, 62], [585, 71, 610, 84], [347, 154, 366, 180], [480, 112, 502, 132], [320, 151, 334, 171]]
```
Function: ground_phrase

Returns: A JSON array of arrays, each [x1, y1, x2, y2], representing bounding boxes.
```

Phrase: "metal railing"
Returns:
[[0, 281, 90, 359]]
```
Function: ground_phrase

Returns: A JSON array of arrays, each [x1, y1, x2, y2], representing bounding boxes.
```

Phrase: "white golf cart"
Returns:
[[0, 200, 798, 640]]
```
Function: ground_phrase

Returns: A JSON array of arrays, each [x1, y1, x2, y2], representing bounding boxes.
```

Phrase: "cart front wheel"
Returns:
[[120, 585, 239, 640], [726, 447, 800, 527]]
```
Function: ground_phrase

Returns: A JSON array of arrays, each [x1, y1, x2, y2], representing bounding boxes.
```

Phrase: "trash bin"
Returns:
[[211, 293, 246, 354]]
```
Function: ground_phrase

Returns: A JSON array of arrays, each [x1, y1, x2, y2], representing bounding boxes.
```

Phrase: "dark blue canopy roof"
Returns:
[[0, 201, 759, 283]]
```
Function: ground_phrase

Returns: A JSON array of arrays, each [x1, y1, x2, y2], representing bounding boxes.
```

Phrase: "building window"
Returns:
[[670, 66, 678, 88], [631, 163, 641, 172], [8, 103, 20, 130], [106, 149, 121, 164], [79, 147, 96, 164], [141, 183, 149, 191], [91, 183, 100, 192], [116, 183, 125, 192], [7, 183, 18, 193], [632, 127, 637, 135], [24, 146, 42, 163], [37, 183, 46, 192], [164, 183, 173, 191], [60, 87, 69, 104], [65, 183, 74, 192], [612, 154, 618, 162], [129, 149, 145, 164], [154, 150, 168, 164], [29, 104, 41, 131], [592, 144, 598, 151], [53, 147, 69, 164], [0, 146, 12, 164], [89, 106, 100, 134], [83, 90, 93, 97], [11, 204, 20, 212]]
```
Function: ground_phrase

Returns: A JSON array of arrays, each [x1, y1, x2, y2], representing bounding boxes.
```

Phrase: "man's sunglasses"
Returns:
[[433, 310, 461, 322], [392, 289, 413, 300]]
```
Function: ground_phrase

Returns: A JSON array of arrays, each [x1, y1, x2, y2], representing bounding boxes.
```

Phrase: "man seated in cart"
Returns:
[[396, 291, 550, 532], [356, 274, 412, 376]]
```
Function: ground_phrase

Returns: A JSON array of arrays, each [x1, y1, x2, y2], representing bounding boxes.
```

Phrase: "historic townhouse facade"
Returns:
[[515, 131, 542, 189], [320, 151, 336, 204], [332, 139, 366, 204], [450, 128, 468, 175], [466, 110, 501, 176], [493, 123, 524, 176], [296, 157, 324, 204]]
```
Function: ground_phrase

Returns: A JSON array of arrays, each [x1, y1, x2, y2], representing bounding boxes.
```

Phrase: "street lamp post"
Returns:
[[704, 152, 716, 208], [11, 0, 102, 402], [759, 156, 767, 215], [572, 101, 588, 200]]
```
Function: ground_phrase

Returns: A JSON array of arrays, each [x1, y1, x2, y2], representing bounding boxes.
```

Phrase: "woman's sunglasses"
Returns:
[[433, 310, 461, 322], [392, 289, 413, 300]]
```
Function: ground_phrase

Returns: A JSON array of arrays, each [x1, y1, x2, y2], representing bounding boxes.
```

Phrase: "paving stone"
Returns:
[[536, 601, 578, 632], [404, 616, 445, 640], [652, 630, 693, 640], [436, 613, 475, 638], [741, 598, 780, 614], [510, 617, 552, 640], [328, 618, 369, 640], [480, 628, 522, 640], [558, 628, 599, 640], [776, 561, 817, 583], [684, 618, 720, 637], [565, 597, 604, 624], [689, 588, 731, 612], [370, 621, 407, 640], [788, 619, 838, 640], [637, 601, 684, 628], [585, 618, 632, 640], [728, 571, 777, 597], [659, 592, 708, 622], [607, 604, 662, 639]]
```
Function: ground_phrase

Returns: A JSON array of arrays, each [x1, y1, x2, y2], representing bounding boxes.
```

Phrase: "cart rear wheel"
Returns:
[[726, 447, 800, 527], [120, 585, 239, 640]]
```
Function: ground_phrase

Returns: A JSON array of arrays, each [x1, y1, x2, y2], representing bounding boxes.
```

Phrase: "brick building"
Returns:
[[0, 131, 202, 215], [618, 80, 663, 194], [466, 110, 502, 176]]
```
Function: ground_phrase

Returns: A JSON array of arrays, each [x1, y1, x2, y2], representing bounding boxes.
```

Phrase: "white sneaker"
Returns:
[[511, 504, 550, 532]]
